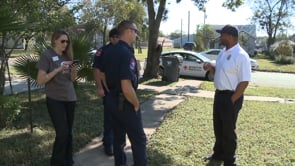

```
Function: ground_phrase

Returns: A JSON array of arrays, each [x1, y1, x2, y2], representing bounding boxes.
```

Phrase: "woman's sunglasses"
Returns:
[[60, 40, 69, 44]]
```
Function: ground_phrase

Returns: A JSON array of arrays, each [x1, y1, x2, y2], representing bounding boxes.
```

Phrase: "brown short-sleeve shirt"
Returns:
[[36, 48, 77, 101]]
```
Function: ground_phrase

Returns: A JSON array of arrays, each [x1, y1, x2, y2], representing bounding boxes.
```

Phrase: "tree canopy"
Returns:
[[78, 0, 146, 46], [250, 0, 295, 50]]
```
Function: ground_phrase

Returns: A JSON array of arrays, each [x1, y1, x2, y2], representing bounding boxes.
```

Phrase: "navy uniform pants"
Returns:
[[102, 95, 114, 148], [212, 91, 243, 166], [46, 97, 76, 166], [105, 92, 147, 166]]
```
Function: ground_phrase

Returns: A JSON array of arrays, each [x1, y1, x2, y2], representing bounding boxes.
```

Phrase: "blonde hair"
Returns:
[[51, 29, 74, 60]]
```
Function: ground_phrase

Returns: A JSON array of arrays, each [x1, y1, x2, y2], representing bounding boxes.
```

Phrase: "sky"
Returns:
[[159, 0, 267, 36]]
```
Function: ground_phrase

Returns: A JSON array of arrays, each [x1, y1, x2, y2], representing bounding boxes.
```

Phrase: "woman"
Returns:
[[36, 29, 77, 166]]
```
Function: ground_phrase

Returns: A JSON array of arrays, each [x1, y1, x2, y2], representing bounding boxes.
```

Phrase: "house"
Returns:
[[157, 37, 173, 48]]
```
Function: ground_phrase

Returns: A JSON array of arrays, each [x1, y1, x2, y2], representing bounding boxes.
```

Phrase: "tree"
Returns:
[[0, 4, 27, 95], [0, 0, 76, 95], [250, 0, 295, 50], [143, 0, 168, 79], [195, 24, 215, 51], [79, 0, 145, 46], [142, 0, 244, 79]]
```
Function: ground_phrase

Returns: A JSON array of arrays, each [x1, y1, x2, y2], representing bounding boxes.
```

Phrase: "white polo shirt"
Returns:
[[214, 43, 251, 91]]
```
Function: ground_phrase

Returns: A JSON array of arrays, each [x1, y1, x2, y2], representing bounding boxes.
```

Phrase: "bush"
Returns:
[[275, 42, 293, 57], [274, 55, 295, 64], [0, 95, 21, 128], [270, 40, 294, 60]]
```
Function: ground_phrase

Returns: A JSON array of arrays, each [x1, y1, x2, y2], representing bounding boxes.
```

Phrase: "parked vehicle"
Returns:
[[199, 49, 259, 70], [198, 49, 221, 60], [159, 50, 215, 80], [183, 42, 196, 51]]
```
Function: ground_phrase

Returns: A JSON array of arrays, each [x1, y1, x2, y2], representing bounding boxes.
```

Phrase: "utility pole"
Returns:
[[181, 19, 183, 48], [203, 8, 207, 25], [188, 11, 190, 41]]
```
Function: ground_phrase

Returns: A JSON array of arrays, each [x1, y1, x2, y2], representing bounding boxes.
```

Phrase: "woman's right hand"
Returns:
[[60, 61, 72, 71]]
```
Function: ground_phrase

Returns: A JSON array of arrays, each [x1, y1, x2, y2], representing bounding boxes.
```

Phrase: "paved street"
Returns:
[[251, 71, 295, 88]]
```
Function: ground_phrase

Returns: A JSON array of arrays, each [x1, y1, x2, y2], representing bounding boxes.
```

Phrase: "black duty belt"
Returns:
[[215, 89, 235, 94]]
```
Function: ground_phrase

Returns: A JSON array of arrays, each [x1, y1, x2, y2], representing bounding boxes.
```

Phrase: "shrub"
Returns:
[[274, 55, 295, 64], [275, 42, 293, 57], [0, 95, 21, 128], [270, 40, 294, 60]]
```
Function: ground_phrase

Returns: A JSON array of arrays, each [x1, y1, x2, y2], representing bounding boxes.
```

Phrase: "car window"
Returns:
[[194, 52, 211, 62], [162, 53, 171, 57], [210, 50, 220, 55], [171, 53, 182, 57], [181, 53, 197, 62]]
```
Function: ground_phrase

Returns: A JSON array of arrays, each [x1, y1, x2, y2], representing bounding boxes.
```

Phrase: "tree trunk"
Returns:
[[143, 26, 160, 78], [0, 51, 6, 95], [143, 0, 166, 79]]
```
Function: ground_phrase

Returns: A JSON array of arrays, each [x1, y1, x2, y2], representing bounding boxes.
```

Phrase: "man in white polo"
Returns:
[[203, 25, 251, 166]]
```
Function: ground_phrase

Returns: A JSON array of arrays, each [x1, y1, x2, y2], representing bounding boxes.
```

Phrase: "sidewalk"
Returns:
[[73, 79, 295, 166], [73, 80, 196, 166]]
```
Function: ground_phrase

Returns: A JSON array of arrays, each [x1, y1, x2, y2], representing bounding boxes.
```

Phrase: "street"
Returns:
[[251, 71, 295, 88]]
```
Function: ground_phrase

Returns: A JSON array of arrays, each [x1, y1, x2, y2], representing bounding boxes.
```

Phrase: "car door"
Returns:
[[180, 53, 204, 77]]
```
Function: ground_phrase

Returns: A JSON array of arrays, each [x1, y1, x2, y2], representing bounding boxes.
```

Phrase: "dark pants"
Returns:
[[105, 93, 147, 166], [102, 96, 114, 148], [212, 91, 243, 166], [46, 97, 76, 166]]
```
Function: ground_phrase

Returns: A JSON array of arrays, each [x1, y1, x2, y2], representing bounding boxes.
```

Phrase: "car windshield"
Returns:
[[194, 52, 211, 62]]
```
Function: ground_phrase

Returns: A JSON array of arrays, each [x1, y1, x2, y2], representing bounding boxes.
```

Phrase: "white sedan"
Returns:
[[199, 49, 259, 70], [160, 50, 215, 80]]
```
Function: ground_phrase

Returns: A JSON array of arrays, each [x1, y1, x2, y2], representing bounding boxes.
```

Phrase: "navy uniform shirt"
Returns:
[[103, 40, 138, 93], [92, 43, 112, 71]]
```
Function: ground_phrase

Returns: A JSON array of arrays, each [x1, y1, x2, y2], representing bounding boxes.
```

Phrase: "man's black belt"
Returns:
[[215, 89, 235, 94]]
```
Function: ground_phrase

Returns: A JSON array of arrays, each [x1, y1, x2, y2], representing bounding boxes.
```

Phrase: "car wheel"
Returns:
[[206, 71, 214, 81]]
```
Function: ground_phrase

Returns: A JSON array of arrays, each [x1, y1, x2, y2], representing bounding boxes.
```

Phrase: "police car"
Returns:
[[159, 50, 215, 81], [199, 48, 259, 70]]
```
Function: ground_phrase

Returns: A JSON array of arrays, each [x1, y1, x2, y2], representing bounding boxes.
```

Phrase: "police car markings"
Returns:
[[188, 66, 201, 71]]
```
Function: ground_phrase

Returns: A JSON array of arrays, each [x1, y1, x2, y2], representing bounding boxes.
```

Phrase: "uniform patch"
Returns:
[[95, 49, 103, 57], [130, 58, 136, 70]]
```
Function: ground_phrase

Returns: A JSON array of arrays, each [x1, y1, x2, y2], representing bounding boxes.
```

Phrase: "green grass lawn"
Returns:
[[135, 47, 180, 61], [147, 97, 295, 165], [255, 56, 295, 73]]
